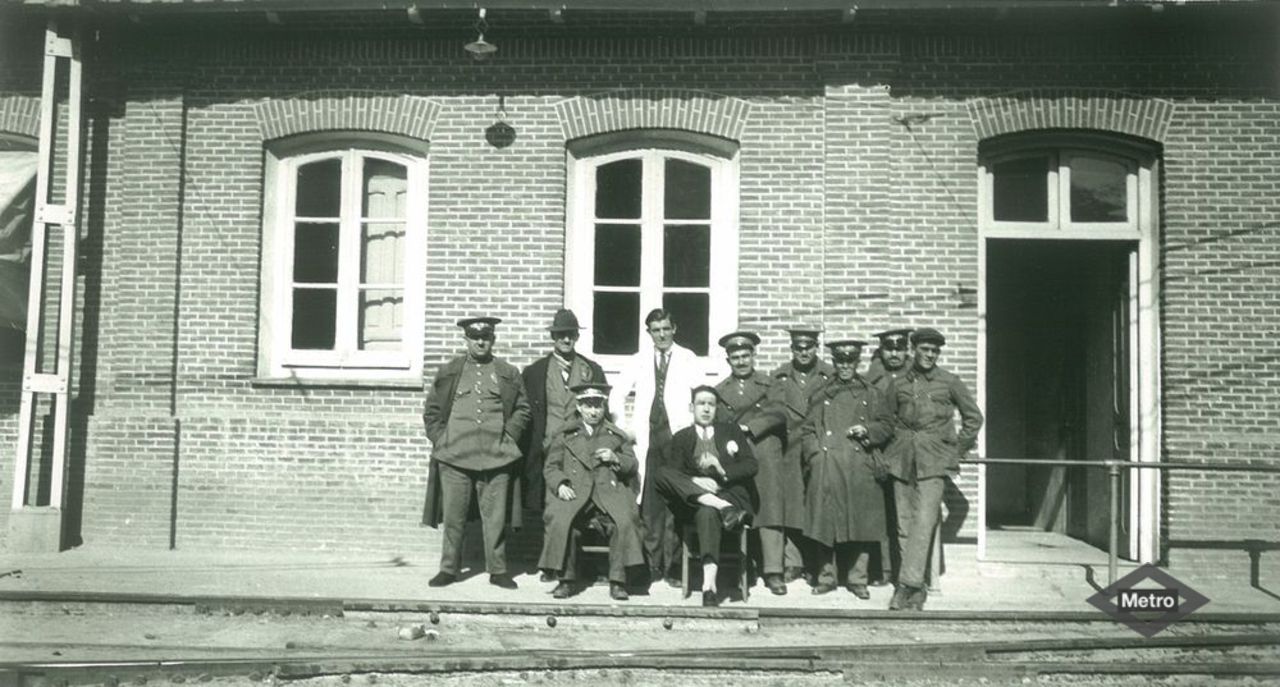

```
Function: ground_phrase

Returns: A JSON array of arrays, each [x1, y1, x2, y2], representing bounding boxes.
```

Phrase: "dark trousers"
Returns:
[[816, 541, 877, 586], [557, 505, 628, 584], [641, 432, 679, 576], [437, 462, 509, 576], [691, 505, 728, 564]]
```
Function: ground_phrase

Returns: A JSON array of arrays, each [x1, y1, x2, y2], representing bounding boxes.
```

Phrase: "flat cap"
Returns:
[[910, 327, 946, 346], [718, 331, 761, 351]]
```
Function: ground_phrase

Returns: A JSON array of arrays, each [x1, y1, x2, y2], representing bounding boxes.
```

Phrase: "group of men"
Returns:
[[420, 307, 983, 611]]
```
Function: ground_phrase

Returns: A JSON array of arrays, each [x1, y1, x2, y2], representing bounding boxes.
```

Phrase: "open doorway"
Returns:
[[984, 239, 1134, 556]]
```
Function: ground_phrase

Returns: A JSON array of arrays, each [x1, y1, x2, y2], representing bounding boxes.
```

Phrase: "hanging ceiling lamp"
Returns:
[[464, 8, 497, 61]]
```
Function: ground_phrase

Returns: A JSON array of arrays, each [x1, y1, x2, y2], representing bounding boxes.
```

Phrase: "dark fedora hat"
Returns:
[[547, 308, 583, 332]]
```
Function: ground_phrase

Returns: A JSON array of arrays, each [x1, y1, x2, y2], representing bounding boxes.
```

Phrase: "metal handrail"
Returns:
[[961, 457, 1280, 585]]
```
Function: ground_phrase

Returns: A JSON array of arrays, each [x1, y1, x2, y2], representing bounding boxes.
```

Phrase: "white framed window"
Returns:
[[258, 133, 427, 381], [565, 134, 739, 370], [980, 136, 1145, 240], [0, 135, 37, 369]]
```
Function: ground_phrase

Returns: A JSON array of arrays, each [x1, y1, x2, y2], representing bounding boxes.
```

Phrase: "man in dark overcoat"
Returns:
[[714, 331, 799, 596], [655, 385, 758, 607], [538, 383, 644, 601], [421, 317, 531, 590], [884, 327, 983, 611], [520, 309, 607, 514], [769, 326, 835, 584], [862, 327, 914, 587], [799, 339, 895, 598]]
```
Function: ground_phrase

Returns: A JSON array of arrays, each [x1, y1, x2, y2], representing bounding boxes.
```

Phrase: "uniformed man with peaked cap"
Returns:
[[883, 327, 983, 611], [769, 326, 835, 583], [538, 382, 645, 601], [862, 327, 914, 586], [714, 331, 799, 595], [422, 316, 531, 590], [798, 338, 895, 599]]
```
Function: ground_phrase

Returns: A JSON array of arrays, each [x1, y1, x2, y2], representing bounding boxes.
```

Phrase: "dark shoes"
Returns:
[[764, 574, 788, 596], [719, 506, 750, 531], [551, 581, 574, 599], [907, 586, 928, 610], [489, 574, 518, 590], [428, 572, 457, 587], [890, 584, 926, 610], [701, 590, 721, 607], [666, 575, 684, 589], [847, 583, 870, 600], [782, 566, 806, 584], [610, 582, 630, 601], [811, 582, 837, 595], [540, 570, 556, 583]]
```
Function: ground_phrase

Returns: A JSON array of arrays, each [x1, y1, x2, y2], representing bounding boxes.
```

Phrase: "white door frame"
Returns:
[[975, 140, 1161, 564]]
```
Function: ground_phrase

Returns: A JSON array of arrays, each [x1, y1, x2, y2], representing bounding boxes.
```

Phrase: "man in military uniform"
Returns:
[[862, 328, 913, 587], [714, 331, 800, 596], [799, 339, 895, 599], [769, 327, 835, 584], [885, 328, 984, 611], [520, 309, 607, 515], [538, 383, 645, 601], [422, 317, 531, 590]]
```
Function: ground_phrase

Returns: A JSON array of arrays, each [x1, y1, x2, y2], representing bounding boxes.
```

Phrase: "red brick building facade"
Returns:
[[0, 1, 1276, 578]]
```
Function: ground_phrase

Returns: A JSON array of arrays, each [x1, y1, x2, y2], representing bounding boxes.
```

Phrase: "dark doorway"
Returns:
[[985, 239, 1134, 554]]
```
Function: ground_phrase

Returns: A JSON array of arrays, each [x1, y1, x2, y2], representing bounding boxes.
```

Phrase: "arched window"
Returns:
[[979, 132, 1154, 239], [259, 133, 428, 380], [565, 131, 739, 365]]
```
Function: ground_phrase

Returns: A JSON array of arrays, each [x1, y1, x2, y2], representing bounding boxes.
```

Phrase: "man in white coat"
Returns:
[[609, 308, 701, 586]]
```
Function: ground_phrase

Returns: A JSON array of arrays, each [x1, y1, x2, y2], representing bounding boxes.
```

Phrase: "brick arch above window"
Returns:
[[967, 89, 1176, 143], [554, 89, 752, 143], [251, 93, 442, 142], [0, 96, 41, 139]]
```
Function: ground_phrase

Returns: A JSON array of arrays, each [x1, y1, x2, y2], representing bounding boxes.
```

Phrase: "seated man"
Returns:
[[655, 385, 759, 607], [537, 383, 645, 601]]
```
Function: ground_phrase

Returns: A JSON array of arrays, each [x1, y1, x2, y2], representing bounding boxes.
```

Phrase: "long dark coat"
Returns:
[[421, 355, 531, 529], [799, 375, 894, 546], [715, 371, 802, 530], [662, 423, 759, 515], [537, 419, 645, 572], [519, 352, 607, 510], [770, 360, 835, 479]]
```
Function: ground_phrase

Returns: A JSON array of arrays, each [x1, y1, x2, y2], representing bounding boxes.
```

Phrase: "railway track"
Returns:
[[3, 593, 1278, 684]]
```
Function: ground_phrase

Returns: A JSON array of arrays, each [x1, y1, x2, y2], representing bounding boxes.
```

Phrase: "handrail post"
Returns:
[[1108, 461, 1121, 586]]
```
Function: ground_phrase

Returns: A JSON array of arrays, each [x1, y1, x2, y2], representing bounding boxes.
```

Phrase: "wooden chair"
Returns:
[[680, 522, 752, 601]]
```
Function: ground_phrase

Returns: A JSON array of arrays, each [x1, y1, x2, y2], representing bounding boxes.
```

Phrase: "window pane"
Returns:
[[295, 158, 341, 218], [359, 288, 403, 351], [293, 222, 339, 284], [664, 159, 711, 220], [592, 291, 640, 355], [1070, 156, 1128, 222], [663, 292, 709, 356], [363, 158, 407, 220], [595, 159, 642, 220], [594, 224, 641, 287], [992, 156, 1049, 222], [292, 288, 337, 350], [361, 221, 405, 285], [663, 225, 710, 287]]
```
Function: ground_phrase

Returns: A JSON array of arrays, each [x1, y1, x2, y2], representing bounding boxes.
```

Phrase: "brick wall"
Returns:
[[0, 7, 1275, 578]]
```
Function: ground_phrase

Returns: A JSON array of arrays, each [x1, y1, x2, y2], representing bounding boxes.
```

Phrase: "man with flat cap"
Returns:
[[769, 326, 835, 583], [714, 331, 798, 596], [538, 383, 645, 601], [422, 316, 531, 590], [521, 309, 607, 516], [884, 327, 984, 611], [799, 339, 895, 598], [863, 327, 914, 586]]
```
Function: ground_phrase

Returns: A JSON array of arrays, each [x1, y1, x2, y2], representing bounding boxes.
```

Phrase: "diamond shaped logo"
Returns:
[[1086, 564, 1210, 637]]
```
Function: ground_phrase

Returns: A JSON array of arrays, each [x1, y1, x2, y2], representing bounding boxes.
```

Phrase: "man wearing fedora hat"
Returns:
[[883, 327, 983, 611], [520, 309, 607, 515], [422, 316, 531, 590]]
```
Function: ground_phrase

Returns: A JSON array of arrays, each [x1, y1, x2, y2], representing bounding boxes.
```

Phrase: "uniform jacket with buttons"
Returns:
[[884, 365, 984, 480], [421, 354, 531, 528], [715, 370, 802, 530]]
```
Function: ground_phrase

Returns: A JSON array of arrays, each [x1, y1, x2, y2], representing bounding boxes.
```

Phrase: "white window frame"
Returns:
[[980, 145, 1140, 240], [258, 133, 427, 381], [565, 141, 739, 375]]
